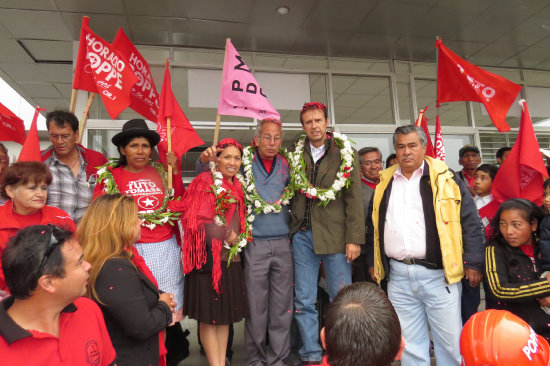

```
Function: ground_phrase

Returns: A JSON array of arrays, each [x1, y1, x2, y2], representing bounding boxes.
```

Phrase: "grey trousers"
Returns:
[[244, 237, 294, 366]]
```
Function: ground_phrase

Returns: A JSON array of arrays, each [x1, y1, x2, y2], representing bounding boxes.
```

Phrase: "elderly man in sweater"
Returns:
[[198, 118, 293, 366]]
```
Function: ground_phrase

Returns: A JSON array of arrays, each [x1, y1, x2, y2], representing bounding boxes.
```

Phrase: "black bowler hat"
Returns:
[[111, 119, 160, 147]]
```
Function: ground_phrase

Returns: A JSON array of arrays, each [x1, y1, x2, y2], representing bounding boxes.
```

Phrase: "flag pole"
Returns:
[[69, 89, 77, 113], [78, 92, 95, 143], [435, 35, 441, 120], [213, 38, 230, 146], [167, 115, 173, 190]]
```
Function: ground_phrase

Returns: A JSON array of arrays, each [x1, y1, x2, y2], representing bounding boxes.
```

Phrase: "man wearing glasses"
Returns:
[[41, 110, 107, 223], [0, 225, 116, 365], [356, 147, 383, 283]]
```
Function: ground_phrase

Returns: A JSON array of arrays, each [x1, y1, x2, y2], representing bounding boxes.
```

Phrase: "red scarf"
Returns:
[[130, 247, 167, 366], [180, 171, 246, 293]]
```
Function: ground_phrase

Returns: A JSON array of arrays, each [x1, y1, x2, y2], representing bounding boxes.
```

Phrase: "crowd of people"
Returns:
[[1, 102, 550, 366]]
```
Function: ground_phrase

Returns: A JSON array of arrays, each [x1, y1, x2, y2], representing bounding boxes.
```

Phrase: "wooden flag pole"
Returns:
[[167, 116, 173, 190], [69, 89, 78, 113], [78, 92, 96, 143], [213, 38, 230, 146], [213, 114, 222, 146]]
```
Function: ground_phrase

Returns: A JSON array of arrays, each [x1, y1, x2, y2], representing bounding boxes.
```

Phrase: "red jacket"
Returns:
[[0, 201, 76, 293]]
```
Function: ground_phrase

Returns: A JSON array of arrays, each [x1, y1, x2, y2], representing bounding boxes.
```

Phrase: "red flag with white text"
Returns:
[[157, 61, 204, 163], [434, 115, 446, 161], [414, 110, 436, 158], [72, 17, 137, 119], [0, 102, 26, 144], [18, 107, 44, 162], [218, 39, 280, 120], [436, 39, 522, 132], [113, 28, 160, 122], [492, 101, 548, 205]]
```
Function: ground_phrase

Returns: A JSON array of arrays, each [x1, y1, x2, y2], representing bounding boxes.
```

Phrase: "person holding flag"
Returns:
[[93, 119, 186, 324]]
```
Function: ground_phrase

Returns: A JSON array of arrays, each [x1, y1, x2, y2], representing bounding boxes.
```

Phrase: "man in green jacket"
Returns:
[[289, 102, 365, 365]]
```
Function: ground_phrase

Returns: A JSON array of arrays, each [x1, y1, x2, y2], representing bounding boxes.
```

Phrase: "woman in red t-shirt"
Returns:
[[94, 119, 185, 322], [0, 161, 75, 297]]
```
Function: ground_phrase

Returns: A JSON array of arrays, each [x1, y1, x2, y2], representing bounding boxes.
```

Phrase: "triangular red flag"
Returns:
[[0, 102, 26, 144], [72, 17, 137, 119], [434, 115, 446, 161], [436, 39, 522, 132], [113, 28, 160, 122], [18, 107, 44, 162], [492, 100, 548, 205], [414, 109, 435, 158], [157, 61, 204, 163]]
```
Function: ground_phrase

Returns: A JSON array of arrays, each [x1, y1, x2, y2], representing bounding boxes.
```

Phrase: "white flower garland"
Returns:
[[237, 146, 295, 224], [289, 132, 354, 206], [209, 162, 252, 261]]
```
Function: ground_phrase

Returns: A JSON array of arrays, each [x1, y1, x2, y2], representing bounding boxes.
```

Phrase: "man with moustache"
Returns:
[[368, 125, 484, 366], [41, 110, 107, 223]]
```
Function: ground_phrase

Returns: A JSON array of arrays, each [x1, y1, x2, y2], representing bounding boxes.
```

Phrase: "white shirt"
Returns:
[[384, 164, 427, 260], [474, 194, 493, 210], [310, 143, 326, 163]]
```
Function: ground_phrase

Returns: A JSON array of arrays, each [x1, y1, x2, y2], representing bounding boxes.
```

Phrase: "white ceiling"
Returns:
[[3, 0, 550, 117]]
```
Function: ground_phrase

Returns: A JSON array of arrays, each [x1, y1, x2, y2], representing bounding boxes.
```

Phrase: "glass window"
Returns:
[[332, 75, 393, 124], [415, 79, 469, 126]]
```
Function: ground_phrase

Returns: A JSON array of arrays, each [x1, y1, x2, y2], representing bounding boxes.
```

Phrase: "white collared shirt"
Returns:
[[384, 164, 427, 260], [310, 143, 326, 163], [474, 194, 493, 210]]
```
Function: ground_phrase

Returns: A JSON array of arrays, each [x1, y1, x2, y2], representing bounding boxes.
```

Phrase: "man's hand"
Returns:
[[200, 145, 219, 163], [345, 243, 361, 263], [464, 268, 482, 287]]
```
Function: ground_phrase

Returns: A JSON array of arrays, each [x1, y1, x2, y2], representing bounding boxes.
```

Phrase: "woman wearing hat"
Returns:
[[94, 119, 186, 323]]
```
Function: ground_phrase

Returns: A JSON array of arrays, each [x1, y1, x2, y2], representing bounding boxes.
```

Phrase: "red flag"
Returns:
[[18, 107, 44, 162], [113, 28, 160, 122], [0, 102, 26, 144], [436, 39, 522, 132], [72, 17, 137, 119], [434, 115, 446, 161], [492, 101, 548, 205], [414, 109, 435, 158], [157, 61, 204, 163]]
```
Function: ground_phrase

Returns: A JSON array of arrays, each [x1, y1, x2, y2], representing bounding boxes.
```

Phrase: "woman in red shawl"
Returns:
[[181, 138, 250, 366]]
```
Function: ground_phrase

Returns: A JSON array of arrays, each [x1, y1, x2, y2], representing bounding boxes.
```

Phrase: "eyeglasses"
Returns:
[[362, 159, 383, 167], [38, 225, 64, 275], [49, 134, 74, 142], [261, 135, 282, 143]]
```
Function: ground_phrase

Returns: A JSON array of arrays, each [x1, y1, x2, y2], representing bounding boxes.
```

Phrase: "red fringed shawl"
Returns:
[[180, 171, 246, 293]]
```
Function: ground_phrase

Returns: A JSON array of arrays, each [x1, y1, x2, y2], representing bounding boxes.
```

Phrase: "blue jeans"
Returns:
[[292, 229, 351, 362], [388, 259, 462, 366]]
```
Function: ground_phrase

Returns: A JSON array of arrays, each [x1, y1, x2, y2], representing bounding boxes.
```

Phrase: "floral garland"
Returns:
[[288, 132, 354, 207], [237, 146, 295, 224], [96, 159, 182, 230], [209, 162, 253, 263]]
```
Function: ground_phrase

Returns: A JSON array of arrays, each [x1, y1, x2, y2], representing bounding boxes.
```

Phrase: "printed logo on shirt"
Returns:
[[85, 340, 101, 365], [138, 195, 159, 209]]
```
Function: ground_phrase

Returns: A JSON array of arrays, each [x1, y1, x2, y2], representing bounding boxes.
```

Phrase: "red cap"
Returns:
[[461, 310, 550, 366]]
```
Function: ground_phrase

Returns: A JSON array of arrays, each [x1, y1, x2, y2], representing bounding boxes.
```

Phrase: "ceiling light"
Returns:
[[276, 6, 290, 15]]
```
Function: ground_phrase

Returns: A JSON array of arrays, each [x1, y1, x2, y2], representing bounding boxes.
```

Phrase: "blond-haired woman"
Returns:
[[79, 194, 176, 366]]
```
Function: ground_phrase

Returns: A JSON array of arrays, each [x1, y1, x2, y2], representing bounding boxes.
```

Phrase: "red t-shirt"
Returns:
[[262, 157, 274, 174], [461, 169, 475, 188], [114, 166, 174, 243], [362, 178, 377, 190], [0, 297, 116, 366]]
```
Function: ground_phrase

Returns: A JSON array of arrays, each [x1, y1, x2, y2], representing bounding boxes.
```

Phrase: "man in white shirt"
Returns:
[[367, 125, 485, 366]]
